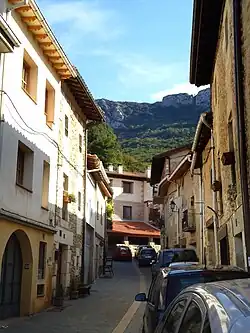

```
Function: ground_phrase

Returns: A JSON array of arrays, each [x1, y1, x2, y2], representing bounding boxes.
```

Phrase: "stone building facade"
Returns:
[[190, 0, 247, 269], [55, 77, 103, 294], [107, 165, 151, 222], [107, 165, 160, 250], [151, 146, 200, 256]]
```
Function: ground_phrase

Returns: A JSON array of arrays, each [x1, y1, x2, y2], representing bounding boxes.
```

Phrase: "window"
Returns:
[[16, 145, 25, 186], [78, 191, 81, 211], [65, 115, 69, 137], [79, 134, 82, 153], [22, 60, 30, 92], [37, 284, 45, 297], [162, 299, 187, 333], [22, 50, 38, 101], [44, 80, 55, 128], [62, 173, 68, 220], [178, 301, 202, 333], [123, 206, 132, 220], [122, 181, 133, 193], [16, 141, 34, 191], [38, 242, 46, 280], [97, 201, 99, 220], [42, 161, 50, 209]]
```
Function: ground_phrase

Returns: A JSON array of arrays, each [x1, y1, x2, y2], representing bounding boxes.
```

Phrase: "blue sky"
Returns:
[[37, 0, 207, 102]]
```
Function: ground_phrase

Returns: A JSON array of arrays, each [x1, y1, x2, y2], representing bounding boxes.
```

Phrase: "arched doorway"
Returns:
[[0, 233, 23, 320]]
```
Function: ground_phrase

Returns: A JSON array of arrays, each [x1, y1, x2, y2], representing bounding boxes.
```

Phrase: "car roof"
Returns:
[[160, 265, 248, 278], [182, 278, 250, 326], [160, 248, 196, 253]]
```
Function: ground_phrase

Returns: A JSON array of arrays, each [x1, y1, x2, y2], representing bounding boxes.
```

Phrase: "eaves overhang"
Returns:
[[9, 0, 76, 79]]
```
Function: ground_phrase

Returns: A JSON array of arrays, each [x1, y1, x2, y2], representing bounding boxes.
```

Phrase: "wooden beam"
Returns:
[[58, 69, 69, 74], [22, 16, 37, 23], [49, 56, 61, 61], [15, 6, 31, 13], [36, 34, 48, 40], [44, 50, 57, 55], [61, 75, 72, 80], [29, 25, 43, 31], [39, 42, 53, 47], [53, 63, 65, 69]]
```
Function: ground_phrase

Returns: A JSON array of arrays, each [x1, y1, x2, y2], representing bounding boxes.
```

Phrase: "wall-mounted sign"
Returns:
[[24, 263, 30, 270]]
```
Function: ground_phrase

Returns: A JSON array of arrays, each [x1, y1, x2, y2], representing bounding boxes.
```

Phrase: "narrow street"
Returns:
[[0, 261, 151, 333]]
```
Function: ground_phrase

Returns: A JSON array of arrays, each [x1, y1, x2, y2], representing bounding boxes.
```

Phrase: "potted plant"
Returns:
[[54, 284, 64, 307], [63, 191, 70, 203], [69, 277, 79, 300], [68, 193, 76, 203]]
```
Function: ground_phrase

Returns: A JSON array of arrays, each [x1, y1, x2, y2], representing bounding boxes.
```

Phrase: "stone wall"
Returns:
[[203, 0, 246, 267], [114, 201, 145, 221]]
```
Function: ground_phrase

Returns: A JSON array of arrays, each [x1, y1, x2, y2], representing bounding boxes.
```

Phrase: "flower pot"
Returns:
[[63, 195, 69, 203]]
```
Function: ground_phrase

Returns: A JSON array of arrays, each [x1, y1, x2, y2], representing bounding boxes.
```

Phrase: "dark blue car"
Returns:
[[138, 248, 157, 267], [135, 266, 250, 333]]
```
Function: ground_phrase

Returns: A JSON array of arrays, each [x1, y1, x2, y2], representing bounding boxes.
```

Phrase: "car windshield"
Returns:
[[141, 249, 155, 255], [166, 271, 250, 306], [171, 250, 198, 263], [162, 251, 175, 265], [120, 247, 129, 252]]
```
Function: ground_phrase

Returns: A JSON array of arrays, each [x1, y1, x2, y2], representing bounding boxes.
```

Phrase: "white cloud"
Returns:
[[38, 0, 123, 43], [91, 50, 186, 88], [150, 83, 210, 101]]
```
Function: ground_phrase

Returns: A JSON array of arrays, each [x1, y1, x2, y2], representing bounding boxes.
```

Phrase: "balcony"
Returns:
[[182, 209, 196, 232]]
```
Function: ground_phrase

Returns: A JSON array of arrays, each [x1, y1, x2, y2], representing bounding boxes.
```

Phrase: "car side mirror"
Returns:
[[151, 259, 156, 264], [135, 292, 147, 302]]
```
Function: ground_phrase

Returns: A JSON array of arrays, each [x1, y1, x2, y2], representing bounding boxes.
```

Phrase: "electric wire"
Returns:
[[1, 90, 84, 177]]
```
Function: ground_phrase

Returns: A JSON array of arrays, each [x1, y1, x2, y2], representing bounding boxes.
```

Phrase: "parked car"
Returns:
[[151, 248, 198, 279], [135, 245, 152, 260], [113, 245, 132, 261], [155, 278, 250, 333], [138, 248, 157, 267], [168, 261, 199, 268], [135, 266, 250, 333]]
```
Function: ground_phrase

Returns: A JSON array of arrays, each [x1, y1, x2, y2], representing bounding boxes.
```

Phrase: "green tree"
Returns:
[[88, 123, 123, 167], [122, 153, 146, 172]]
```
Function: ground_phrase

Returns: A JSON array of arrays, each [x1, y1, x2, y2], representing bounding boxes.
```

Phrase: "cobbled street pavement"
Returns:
[[0, 261, 152, 333]]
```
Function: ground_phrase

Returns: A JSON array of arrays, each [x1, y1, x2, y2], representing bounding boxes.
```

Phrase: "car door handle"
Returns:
[[148, 302, 156, 310]]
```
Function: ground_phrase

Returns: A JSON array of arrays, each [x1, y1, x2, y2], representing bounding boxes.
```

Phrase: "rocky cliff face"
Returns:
[[96, 88, 210, 164], [96, 88, 210, 130]]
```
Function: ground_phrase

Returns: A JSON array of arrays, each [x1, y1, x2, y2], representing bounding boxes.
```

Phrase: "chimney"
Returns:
[[146, 166, 151, 179], [118, 165, 123, 174], [108, 164, 114, 172]]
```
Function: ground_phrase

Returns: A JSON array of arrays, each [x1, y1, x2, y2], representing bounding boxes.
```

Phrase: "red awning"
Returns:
[[110, 221, 160, 238]]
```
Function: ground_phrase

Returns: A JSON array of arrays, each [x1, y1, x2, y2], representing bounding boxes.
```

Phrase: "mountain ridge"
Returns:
[[96, 87, 210, 166]]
